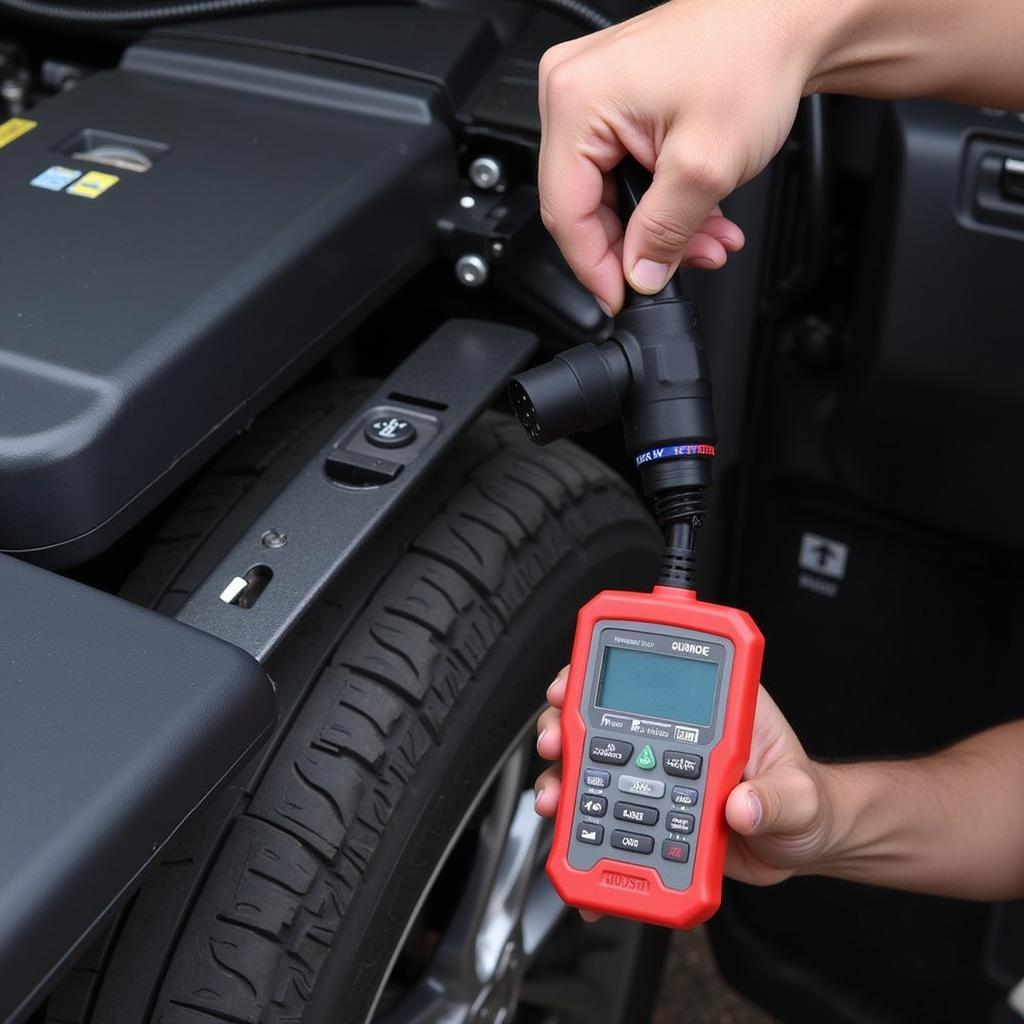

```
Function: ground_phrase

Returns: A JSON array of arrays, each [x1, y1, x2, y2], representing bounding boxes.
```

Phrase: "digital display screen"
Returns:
[[596, 647, 718, 727]]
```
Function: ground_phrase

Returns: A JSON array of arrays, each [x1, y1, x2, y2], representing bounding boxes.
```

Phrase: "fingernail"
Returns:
[[747, 791, 763, 831], [534, 787, 545, 808], [536, 728, 547, 752], [690, 256, 719, 270], [596, 298, 612, 317], [630, 258, 671, 292]]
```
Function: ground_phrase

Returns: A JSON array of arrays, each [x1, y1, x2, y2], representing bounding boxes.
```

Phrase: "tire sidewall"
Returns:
[[302, 523, 658, 1023]]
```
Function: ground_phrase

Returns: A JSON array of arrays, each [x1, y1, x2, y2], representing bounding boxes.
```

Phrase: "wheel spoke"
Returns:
[[473, 790, 549, 977], [520, 869, 566, 962], [429, 740, 531, 988]]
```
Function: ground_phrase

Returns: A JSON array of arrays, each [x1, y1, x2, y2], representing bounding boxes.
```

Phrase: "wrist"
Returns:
[[798, 760, 881, 876]]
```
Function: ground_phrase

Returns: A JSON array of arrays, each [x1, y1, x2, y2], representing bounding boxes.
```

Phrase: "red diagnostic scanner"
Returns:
[[547, 585, 764, 928]]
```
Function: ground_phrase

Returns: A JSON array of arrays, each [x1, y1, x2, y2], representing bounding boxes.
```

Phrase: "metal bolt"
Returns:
[[459, 194, 476, 209], [469, 155, 504, 191], [261, 529, 288, 549], [455, 254, 490, 288], [489, 240, 505, 260]]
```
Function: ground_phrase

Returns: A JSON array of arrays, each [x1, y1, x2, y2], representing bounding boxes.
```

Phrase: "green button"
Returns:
[[635, 744, 657, 771]]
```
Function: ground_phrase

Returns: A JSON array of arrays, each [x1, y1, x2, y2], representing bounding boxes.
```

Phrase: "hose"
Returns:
[[0, 0, 613, 30]]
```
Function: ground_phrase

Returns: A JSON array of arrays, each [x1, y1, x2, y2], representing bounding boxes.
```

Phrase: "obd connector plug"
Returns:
[[509, 165, 717, 589]]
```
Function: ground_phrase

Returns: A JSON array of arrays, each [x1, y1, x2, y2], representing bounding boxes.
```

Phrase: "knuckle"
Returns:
[[544, 58, 587, 109], [538, 43, 569, 82], [634, 207, 691, 251], [670, 148, 731, 197]]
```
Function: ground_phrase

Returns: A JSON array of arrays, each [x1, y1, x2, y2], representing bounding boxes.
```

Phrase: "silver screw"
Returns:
[[459, 194, 476, 209], [261, 529, 288, 549], [455, 254, 489, 287], [489, 240, 505, 259], [469, 155, 504, 191]]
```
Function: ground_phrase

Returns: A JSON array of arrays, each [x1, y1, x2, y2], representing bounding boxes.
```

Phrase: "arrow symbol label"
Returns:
[[798, 532, 849, 581]]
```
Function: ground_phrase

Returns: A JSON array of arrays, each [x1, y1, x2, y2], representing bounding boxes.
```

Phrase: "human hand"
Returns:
[[538, 0, 820, 313], [535, 667, 837, 888]]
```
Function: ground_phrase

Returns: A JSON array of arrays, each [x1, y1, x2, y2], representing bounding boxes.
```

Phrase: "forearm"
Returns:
[[810, 721, 1024, 900], [802, 0, 1024, 108]]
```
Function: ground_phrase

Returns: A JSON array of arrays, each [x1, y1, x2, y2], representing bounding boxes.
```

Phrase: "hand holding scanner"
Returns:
[[510, 159, 764, 927]]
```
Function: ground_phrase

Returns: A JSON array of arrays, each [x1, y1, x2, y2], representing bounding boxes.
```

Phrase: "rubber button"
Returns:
[[579, 793, 607, 817], [671, 785, 699, 807], [610, 829, 655, 855], [617, 774, 665, 799], [589, 737, 633, 766], [584, 768, 611, 788], [661, 839, 690, 863], [663, 751, 703, 779], [365, 415, 416, 448], [634, 744, 657, 770], [666, 811, 695, 835], [577, 822, 604, 845], [614, 801, 659, 826]]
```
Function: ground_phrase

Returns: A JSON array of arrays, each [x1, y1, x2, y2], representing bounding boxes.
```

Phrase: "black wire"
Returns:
[[0, 0, 612, 30], [0, 0, 306, 25]]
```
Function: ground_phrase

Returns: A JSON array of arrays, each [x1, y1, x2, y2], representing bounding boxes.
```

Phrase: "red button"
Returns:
[[661, 839, 690, 863]]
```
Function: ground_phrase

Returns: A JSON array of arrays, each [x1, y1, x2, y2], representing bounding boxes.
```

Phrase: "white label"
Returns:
[[798, 532, 848, 580]]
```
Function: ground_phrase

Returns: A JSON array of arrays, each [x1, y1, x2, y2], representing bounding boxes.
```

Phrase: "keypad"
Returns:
[[573, 739, 707, 887], [579, 793, 607, 817], [614, 801, 659, 826], [610, 829, 655, 855]]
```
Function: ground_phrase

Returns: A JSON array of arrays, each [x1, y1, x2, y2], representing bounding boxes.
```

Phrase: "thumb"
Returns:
[[725, 764, 821, 839], [622, 140, 731, 294]]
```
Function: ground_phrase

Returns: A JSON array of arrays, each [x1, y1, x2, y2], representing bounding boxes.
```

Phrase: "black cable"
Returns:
[[524, 0, 611, 30], [0, 0, 310, 26], [0, 0, 612, 30]]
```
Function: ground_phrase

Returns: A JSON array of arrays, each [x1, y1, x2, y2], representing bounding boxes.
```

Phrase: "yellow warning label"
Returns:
[[66, 170, 119, 199], [0, 117, 37, 151]]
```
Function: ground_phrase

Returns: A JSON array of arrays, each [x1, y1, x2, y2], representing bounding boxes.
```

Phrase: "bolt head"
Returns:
[[261, 529, 288, 549], [455, 254, 490, 288], [469, 156, 504, 190]]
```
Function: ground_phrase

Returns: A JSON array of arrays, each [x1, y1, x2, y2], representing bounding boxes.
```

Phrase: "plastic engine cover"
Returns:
[[0, 11, 474, 565]]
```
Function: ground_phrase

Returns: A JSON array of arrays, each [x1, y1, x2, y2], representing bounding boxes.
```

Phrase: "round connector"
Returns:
[[508, 340, 631, 446]]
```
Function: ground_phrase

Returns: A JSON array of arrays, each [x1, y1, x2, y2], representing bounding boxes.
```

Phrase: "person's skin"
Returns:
[[538, 0, 1024, 314], [535, 670, 1024, 901]]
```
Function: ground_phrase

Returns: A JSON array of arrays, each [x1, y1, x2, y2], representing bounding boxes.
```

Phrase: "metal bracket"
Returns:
[[176, 319, 536, 662], [437, 185, 540, 286]]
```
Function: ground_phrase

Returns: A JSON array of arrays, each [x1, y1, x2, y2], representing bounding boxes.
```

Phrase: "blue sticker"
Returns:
[[31, 165, 82, 191]]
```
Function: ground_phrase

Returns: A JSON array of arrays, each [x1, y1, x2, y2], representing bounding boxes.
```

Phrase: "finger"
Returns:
[[622, 135, 734, 293], [697, 210, 745, 251], [534, 764, 562, 818], [579, 909, 603, 923], [680, 232, 729, 270], [538, 62, 627, 312], [546, 665, 570, 708], [725, 764, 820, 838], [536, 706, 562, 760]]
